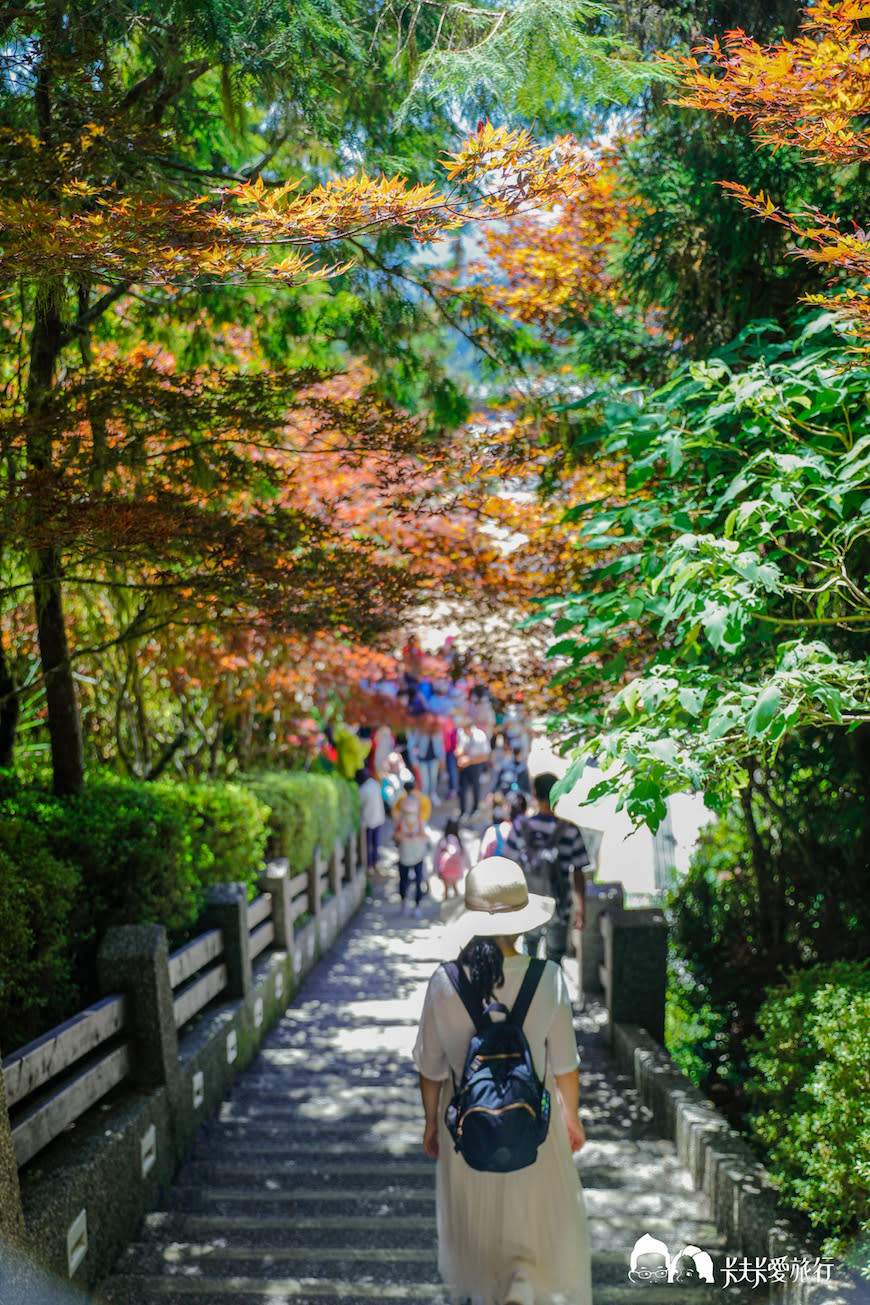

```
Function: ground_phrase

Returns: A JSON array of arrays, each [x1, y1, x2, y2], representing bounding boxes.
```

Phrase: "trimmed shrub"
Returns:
[[0, 819, 81, 1049], [749, 961, 870, 1265], [162, 780, 270, 896], [0, 767, 356, 1048], [0, 773, 204, 932], [243, 771, 358, 871]]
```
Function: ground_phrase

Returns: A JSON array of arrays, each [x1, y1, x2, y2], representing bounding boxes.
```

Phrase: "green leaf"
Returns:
[[678, 686, 706, 717], [746, 685, 782, 739]]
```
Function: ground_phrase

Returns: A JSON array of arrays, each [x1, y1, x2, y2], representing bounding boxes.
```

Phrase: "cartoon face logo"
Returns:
[[671, 1246, 715, 1284], [628, 1235, 670, 1285], [671, 1255, 699, 1283], [628, 1236, 716, 1286]]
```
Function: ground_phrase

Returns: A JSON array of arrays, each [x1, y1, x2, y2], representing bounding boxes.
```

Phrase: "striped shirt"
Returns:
[[505, 812, 590, 918]]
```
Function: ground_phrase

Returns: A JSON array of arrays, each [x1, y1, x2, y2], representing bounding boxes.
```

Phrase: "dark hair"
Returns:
[[458, 937, 504, 1004], [512, 744, 523, 758], [508, 790, 528, 820], [533, 772, 557, 802], [354, 768, 369, 785], [403, 778, 416, 792], [444, 817, 461, 838]]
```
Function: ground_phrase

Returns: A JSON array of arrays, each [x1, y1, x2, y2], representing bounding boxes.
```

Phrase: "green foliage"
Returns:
[[749, 962, 870, 1264], [0, 774, 206, 940], [158, 780, 270, 894], [0, 768, 357, 1048], [0, 817, 81, 1049], [244, 771, 358, 872], [665, 960, 730, 1090], [399, 0, 650, 122], [546, 322, 870, 823], [663, 815, 765, 1113], [619, 116, 864, 356]]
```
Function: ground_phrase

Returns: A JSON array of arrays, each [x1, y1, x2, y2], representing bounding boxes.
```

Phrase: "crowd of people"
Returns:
[[346, 632, 590, 954], [342, 637, 594, 1304]]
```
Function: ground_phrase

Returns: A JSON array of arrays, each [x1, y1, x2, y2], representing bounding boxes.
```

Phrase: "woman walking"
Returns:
[[413, 857, 592, 1305]]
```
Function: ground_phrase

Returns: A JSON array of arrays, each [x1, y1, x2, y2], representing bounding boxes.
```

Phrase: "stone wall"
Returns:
[[2, 852, 366, 1291], [612, 1023, 870, 1305]]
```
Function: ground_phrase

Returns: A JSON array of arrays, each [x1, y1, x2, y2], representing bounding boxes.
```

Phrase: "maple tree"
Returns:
[[667, 1, 870, 336], [0, 0, 597, 795], [463, 154, 636, 342]]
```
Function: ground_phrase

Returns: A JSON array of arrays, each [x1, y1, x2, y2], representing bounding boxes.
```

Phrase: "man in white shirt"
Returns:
[[355, 768, 386, 870], [455, 716, 492, 819]]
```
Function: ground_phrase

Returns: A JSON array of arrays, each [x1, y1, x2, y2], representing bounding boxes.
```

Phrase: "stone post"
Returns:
[[601, 908, 668, 1045], [581, 882, 625, 993], [97, 925, 181, 1095], [0, 1047, 24, 1242], [329, 838, 343, 895], [260, 860, 296, 965], [308, 850, 324, 923], [346, 830, 358, 882], [201, 884, 252, 1003]]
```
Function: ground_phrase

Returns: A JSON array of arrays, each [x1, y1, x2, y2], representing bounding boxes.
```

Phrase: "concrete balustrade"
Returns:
[[578, 880, 624, 993], [0, 831, 366, 1289], [599, 906, 668, 1045]]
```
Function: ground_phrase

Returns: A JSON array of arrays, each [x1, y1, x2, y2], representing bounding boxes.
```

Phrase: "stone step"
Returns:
[[162, 1182, 709, 1225], [181, 1159, 435, 1188], [197, 1119, 422, 1144], [96, 1272, 755, 1305], [120, 1214, 726, 1263], [187, 1141, 697, 1186], [167, 1184, 437, 1214]]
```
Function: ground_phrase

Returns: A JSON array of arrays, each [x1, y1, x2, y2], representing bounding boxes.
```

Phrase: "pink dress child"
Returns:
[[435, 830, 470, 898]]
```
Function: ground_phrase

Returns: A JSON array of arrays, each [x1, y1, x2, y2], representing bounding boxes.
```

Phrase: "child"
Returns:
[[434, 817, 470, 899]]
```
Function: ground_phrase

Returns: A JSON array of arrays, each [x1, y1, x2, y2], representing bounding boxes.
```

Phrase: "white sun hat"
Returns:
[[442, 856, 555, 952]]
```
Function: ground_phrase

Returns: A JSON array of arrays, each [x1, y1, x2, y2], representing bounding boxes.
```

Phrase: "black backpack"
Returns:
[[518, 820, 571, 920], [443, 958, 550, 1173]]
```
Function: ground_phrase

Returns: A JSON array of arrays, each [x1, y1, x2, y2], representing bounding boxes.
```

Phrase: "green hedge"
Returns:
[[243, 771, 359, 871], [0, 768, 356, 1050], [0, 819, 81, 1049], [749, 961, 870, 1265], [159, 780, 270, 894]]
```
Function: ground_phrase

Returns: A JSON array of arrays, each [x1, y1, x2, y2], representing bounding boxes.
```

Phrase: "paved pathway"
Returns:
[[95, 859, 758, 1305]]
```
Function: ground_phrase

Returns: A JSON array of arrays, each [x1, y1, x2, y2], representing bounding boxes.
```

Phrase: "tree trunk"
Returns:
[[0, 623, 18, 770], [26, 299, 85, 796]]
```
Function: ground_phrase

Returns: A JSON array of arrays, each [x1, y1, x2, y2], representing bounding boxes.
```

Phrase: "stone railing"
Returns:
[[579, 880, 668, 1045], [613, 1025, 870, 1305], [0, 826, 367, 1288], [578, 880, 868, 1304]]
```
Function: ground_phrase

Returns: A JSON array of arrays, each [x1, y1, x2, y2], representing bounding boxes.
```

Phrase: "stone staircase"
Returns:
[[95, 884, 759, 1305]]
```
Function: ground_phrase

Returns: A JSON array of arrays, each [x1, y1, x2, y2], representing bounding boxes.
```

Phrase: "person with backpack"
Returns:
[[413, 856, 591, 1305], [491, 745, 532, 799], [505, 773, 589, 965], [392, 778, 431, 917], [478, 790, 526, 860], [434, 817, 471, 899]]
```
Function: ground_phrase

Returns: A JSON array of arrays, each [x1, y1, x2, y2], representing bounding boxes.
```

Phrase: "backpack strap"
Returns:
[[509, 957, 546, 1028], [443, 960, 482, 1032]]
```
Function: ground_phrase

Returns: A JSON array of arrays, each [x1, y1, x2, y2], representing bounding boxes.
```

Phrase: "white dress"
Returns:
[[413, 955, 592, 1305]]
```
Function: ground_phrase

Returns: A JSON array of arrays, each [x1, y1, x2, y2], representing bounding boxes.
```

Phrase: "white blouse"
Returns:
[[413, 954, 579, 1083]]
